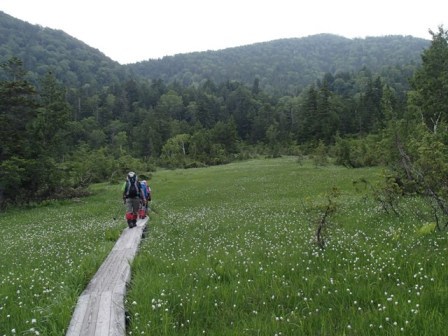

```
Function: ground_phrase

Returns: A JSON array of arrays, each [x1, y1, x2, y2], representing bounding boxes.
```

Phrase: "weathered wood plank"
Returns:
[[82, 293, 100, 336], [95, 292, 112, 336], [66, 217, 148, 336], [65, 294, 90, 335]]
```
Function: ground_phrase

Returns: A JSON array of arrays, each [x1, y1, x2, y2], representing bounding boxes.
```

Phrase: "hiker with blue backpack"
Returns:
[[122, 171, 144, 228], [139, 179, 151, 219]]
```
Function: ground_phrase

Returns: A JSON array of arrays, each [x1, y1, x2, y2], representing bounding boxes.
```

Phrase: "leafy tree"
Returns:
[[393, 124, 448, 230], [157, 90, 184, 120], [189, 129, 213, 163], [161, 134, 191, 167], [226, 84, 259, 140], [64, 146, 117, 186], [266, 122, 281, 157], [409, 26, 448, 133], [195, 91, 220, 129], [113, 131, 128, 156], [312, 140, 329, 166], [386, 26, 448, 230], [210, 118, 239, 154]]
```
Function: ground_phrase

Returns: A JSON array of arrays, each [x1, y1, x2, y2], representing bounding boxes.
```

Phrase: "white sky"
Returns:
[[1, 0, 447, 64]]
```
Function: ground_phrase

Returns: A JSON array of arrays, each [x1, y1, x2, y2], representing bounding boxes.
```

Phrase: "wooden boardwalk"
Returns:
[[66, 217, 148, 336]]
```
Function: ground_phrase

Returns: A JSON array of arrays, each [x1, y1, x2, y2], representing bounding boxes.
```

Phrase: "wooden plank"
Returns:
[[110, 292, 126, 336], [82, 293, 100, 336], [66, 217, 148, 336], [95, 292, 112, 336], [65, 294, 90, 335]]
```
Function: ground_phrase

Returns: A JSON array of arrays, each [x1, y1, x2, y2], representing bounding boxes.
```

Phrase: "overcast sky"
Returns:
[[1, 0, 447, 64]]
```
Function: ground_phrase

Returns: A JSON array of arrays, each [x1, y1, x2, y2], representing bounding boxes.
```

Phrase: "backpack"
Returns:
[[140, 181, 149, 200], [126, 175, 139, 198]]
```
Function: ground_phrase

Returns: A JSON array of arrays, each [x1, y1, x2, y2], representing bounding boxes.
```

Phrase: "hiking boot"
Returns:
[[127, 220, 134, 228], [132, 219, 137, 227]]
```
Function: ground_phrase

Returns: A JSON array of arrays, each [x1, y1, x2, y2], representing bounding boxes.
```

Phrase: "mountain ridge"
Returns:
[[127, 33, 429, 94], [0, 10, 430, 94]]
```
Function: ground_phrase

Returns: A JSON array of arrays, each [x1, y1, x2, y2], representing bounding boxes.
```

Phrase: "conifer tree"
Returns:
[[0, 57, 39, 204]]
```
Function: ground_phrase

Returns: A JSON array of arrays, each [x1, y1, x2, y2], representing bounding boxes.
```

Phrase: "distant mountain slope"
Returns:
[[0, 11, 129, 88], [127, 34, 430, 94], [0, 10, 430, 95]]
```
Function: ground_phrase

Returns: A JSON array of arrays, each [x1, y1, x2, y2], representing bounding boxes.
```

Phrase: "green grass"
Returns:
[[126, 157, 447, 335], [0, 157, 447, 336], [0, 183, 127, 335]]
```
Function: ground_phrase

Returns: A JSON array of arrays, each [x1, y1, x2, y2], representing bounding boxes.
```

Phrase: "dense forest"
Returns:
[[129, 34, 429, 95], [0, 12, 129, 89], [1, 11, 448, 227]]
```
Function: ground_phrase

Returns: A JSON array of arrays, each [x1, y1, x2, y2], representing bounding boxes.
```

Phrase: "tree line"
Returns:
[[1, 27, 448, 214]]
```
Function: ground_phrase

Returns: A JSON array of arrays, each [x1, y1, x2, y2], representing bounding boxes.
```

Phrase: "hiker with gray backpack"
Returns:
[[122, 171, 144, 228]]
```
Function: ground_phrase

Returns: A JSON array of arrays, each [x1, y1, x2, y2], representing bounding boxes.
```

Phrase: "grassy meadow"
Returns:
[[126, 157, 447, 335], [0, 183, 126, 335], [0, 157, 447, 335]]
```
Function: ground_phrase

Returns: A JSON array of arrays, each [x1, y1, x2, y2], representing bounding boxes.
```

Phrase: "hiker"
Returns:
[[122, 171, 143, 228], [139, 179, 152, 218]]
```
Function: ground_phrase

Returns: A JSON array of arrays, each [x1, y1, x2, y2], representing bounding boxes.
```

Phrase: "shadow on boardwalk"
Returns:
[[66, 217, 148, 336]]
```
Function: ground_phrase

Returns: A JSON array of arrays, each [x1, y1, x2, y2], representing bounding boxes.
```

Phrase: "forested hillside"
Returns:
[[0, 11, 429, 95], [0, 11, 129, 89], [128, 34, 430, 94], [1, 10, 447, 226]]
